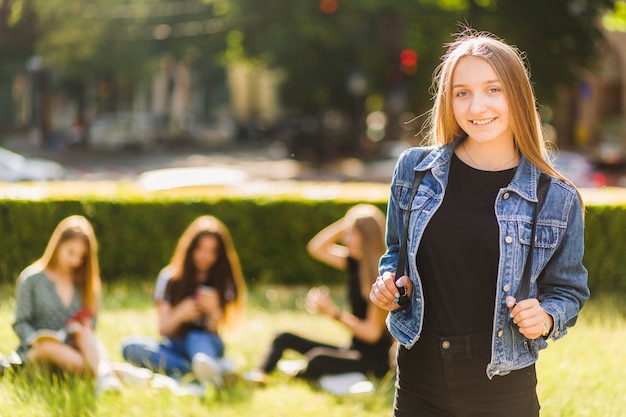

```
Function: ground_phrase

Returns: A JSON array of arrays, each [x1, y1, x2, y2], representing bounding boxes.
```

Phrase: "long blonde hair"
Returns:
[[35, 215, 101, 313], [344, 204, 387, 300], [167, 215, 246, 331], [427, 30, 580, 196]]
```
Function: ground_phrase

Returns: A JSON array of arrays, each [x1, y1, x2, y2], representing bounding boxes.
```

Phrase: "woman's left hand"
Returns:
[[506, 296, 553, 340]]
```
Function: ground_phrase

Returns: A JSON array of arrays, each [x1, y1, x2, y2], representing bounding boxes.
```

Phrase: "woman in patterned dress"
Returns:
[[12, 215, 121, 393]]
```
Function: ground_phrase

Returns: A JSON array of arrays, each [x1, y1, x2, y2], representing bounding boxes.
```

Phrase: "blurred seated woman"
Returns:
[[12, 215, 121, 394], [246, 204, 392, 385], [121, 215, 246, 388]]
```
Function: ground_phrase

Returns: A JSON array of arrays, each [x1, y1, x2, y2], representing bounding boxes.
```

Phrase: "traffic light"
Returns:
[[319, 0, 338, 14], [399, 49, 418, 75]]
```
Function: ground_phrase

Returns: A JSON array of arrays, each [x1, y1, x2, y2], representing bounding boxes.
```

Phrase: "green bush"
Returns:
[[582, 205, 626, 294], [0, 196, 624, 295], [0, 196, 382, 287]]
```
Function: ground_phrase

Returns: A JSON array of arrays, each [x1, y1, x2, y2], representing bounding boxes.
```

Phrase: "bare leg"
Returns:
[[28, 326, 111, 377], [27, 339, 88, 375]]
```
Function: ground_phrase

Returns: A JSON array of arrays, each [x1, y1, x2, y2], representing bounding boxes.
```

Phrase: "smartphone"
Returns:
[[196, 285, 217, 298]]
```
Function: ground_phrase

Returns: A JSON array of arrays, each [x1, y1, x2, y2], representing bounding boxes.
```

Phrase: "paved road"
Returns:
[[0, 135, 397, 184]]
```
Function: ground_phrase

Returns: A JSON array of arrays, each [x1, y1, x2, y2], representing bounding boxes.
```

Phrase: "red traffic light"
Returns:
[[399, 49, 418, 75], [319, 0, 338, 14]]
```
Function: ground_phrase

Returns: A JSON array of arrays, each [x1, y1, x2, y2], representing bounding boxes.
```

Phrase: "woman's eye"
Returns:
[[488, 87, 501, 93], [455, 91, 468, 97]]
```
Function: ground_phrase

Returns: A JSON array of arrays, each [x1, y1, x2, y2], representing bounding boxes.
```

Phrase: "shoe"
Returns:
[[95, 372, 123, 395], [243, 369, 268, 387], [277, 359, 307, 376], [191, 353, 223, 387]]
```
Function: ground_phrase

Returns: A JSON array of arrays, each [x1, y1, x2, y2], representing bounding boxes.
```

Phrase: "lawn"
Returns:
[[0, 283, 624, 417]]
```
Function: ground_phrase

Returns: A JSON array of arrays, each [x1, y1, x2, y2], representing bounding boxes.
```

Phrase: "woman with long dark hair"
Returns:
[[122, 215, 246, 388]]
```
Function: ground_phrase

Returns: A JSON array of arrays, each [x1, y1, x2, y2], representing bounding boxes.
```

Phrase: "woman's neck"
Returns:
[[45, 266, 74, 283], [196, 270, 209, 282], [457, 139, 519, 171]]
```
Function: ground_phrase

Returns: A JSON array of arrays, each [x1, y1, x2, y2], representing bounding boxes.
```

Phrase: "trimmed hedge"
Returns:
[[1, 196, 624, 295], [0, 197, 362, 288]]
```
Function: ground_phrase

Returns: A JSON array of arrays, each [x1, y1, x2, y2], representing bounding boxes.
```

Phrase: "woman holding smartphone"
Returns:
[[122, 215, 246, 388]]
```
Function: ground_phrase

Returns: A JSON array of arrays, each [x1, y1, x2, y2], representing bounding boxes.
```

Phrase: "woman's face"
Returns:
[[451, 56, 513, 146], [193, 235, 220, 273], [56, 237, 88, 272]]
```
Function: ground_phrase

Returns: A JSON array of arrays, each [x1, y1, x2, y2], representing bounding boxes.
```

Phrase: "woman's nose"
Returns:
[[469, 94, 487, 114]]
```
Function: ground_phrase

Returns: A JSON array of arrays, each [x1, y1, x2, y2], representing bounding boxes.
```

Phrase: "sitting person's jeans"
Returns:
[[121, 330, 224, 376]]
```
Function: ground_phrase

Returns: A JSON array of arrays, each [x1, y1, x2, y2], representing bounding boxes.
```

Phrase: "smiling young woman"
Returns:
[[369, 30, 589, 417]]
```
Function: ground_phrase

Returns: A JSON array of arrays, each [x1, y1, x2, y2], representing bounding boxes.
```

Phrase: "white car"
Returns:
[[0, 146, 66, 182], [553, 151, 606, 188]]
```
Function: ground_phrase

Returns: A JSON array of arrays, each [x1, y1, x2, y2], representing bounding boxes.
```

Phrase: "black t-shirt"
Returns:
[[417, 153, 516, 336]]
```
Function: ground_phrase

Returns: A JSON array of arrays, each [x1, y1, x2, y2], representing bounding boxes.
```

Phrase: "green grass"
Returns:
[[0, 284, 624, 417]]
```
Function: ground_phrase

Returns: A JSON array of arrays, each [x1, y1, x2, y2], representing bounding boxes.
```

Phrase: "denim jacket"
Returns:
[[380, 140, 590, 379]]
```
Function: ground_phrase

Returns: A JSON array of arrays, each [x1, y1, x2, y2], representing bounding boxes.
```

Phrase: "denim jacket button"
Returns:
[[503, 284, 510, 292], [497, 330, 504, 337], [442, 341, 451, 349], [505, 236, 513, 244], [503, 192, 510, 200]]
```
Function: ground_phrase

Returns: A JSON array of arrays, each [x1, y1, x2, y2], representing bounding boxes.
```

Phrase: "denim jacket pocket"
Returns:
[[517, 220, 562, 276], [396, 181, 435, 212]]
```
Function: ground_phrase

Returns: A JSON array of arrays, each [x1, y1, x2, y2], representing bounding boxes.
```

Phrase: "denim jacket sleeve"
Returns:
[[536, 182, 590, 341], [378, 147, 435, 345], [379, 147, 430, 277]]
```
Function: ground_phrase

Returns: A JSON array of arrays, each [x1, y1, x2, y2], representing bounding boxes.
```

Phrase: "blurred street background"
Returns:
[[2, 0, 626, 187]]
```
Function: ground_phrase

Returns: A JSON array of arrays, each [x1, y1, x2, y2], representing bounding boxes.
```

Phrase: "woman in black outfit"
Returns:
[[247, 204, 392, 384]]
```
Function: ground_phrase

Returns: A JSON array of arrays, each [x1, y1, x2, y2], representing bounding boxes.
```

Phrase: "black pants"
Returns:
[[394, 332, 540, 417], [260, 332, 387, 380]]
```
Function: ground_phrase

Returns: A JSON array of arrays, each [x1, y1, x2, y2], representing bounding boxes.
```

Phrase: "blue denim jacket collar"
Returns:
[[416, 138, 542, 203]]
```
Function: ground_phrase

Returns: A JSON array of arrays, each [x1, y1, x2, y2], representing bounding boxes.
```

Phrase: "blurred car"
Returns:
[[553, 151, 607, 188], [88, 112, 158, 151], [0, 146, 66, 182]]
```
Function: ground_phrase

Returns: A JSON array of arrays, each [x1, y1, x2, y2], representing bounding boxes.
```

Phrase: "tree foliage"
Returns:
[[229, 0, 616, 121]]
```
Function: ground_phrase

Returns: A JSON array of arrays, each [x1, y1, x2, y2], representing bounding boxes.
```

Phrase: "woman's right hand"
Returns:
[[305, 286, 335, 316], [370, 271, 413, 311], [176, 298, 202, 322]]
